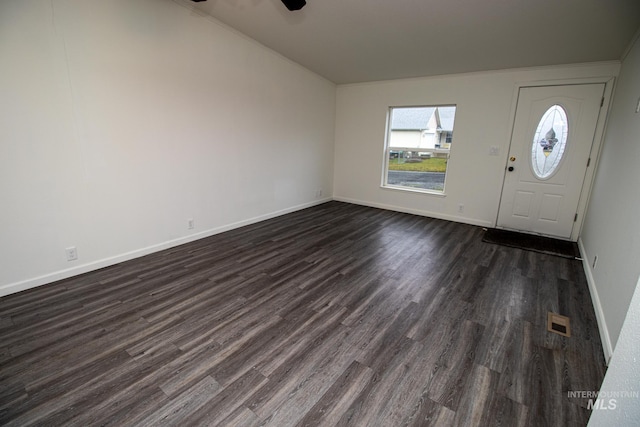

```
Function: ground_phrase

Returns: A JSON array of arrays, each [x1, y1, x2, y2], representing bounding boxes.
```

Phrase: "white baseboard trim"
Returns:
[[577, 237, 614, 364], [333, 196, 494, 228], [0, 198, 332, 298]]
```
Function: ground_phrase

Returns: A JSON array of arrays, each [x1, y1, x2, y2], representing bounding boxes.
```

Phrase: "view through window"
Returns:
[[383, 105, 456, 193]]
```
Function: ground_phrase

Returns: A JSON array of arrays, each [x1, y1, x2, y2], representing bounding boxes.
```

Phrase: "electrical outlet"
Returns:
[[188, 218, 194, 230], [318, 189, 323, 197], [489, 146, 500, 156], [458, 204, 464, 213], [65, 246, 78, 261]]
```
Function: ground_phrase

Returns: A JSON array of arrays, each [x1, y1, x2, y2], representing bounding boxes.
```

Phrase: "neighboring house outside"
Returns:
[[389, 106, 455, 159], [436, 106, 455, 150]]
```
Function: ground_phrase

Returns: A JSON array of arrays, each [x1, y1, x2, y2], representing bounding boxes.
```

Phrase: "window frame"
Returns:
[[381, 104, 456, 195]]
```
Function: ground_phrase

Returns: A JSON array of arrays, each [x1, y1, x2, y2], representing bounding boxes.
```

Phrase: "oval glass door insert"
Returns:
[[531, 105, 568, 179]]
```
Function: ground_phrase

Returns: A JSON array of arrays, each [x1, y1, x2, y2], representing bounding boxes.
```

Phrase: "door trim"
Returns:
[[497, 77, 615, 242]]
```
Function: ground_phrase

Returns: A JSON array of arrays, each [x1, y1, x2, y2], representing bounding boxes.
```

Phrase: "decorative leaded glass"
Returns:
[[531, 105, 568, 179]]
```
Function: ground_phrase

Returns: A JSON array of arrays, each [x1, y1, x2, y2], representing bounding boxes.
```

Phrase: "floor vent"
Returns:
[[547, 312, 571, 337]]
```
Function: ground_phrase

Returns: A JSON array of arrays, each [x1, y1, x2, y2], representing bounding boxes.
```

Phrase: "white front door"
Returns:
[[497, 84, 604, 240]]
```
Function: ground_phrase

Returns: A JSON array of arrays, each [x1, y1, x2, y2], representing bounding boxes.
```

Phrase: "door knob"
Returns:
[[508, 166, 514, 172], [510, 156, 516, 162]]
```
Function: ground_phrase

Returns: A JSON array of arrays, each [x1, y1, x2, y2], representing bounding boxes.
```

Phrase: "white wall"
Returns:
[[333, 63, 619, 227], [0, 0, 336, 296], [580, 34, 640, 357], [587, 277, 640, 426]]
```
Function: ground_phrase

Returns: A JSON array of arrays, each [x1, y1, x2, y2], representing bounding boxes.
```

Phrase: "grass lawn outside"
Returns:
[[388, 157, 447, 172]]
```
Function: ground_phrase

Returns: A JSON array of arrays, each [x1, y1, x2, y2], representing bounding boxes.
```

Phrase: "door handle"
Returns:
[[508, 166, 514, 172]]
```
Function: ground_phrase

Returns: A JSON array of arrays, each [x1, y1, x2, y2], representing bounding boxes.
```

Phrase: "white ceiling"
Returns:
[[185, 0, 640, 84]]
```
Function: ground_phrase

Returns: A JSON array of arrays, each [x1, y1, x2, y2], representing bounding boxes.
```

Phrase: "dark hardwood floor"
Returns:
[[0, 201, 606, 426]]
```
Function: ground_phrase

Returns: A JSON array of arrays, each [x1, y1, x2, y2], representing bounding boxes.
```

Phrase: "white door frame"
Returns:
[[497, 77, 616, 242]]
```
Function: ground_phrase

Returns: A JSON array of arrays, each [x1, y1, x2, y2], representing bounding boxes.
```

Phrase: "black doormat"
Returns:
[[482, 228, 580, 259]]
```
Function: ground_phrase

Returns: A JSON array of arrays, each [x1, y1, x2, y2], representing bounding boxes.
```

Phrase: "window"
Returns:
[[531, 104, 568, 179], [445, 132, 453, 143], [383, 105, 456, 193]]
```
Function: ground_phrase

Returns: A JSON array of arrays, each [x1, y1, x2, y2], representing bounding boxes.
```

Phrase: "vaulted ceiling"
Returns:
[[184, 0, 640, 84]]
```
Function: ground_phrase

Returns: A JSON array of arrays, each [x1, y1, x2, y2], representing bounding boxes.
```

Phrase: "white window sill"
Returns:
[[380, 184, 447, 197]]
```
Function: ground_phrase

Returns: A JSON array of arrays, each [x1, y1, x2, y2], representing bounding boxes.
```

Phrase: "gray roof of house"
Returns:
[[391, 107, 435, 130], [437, 107, 456, 131]]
